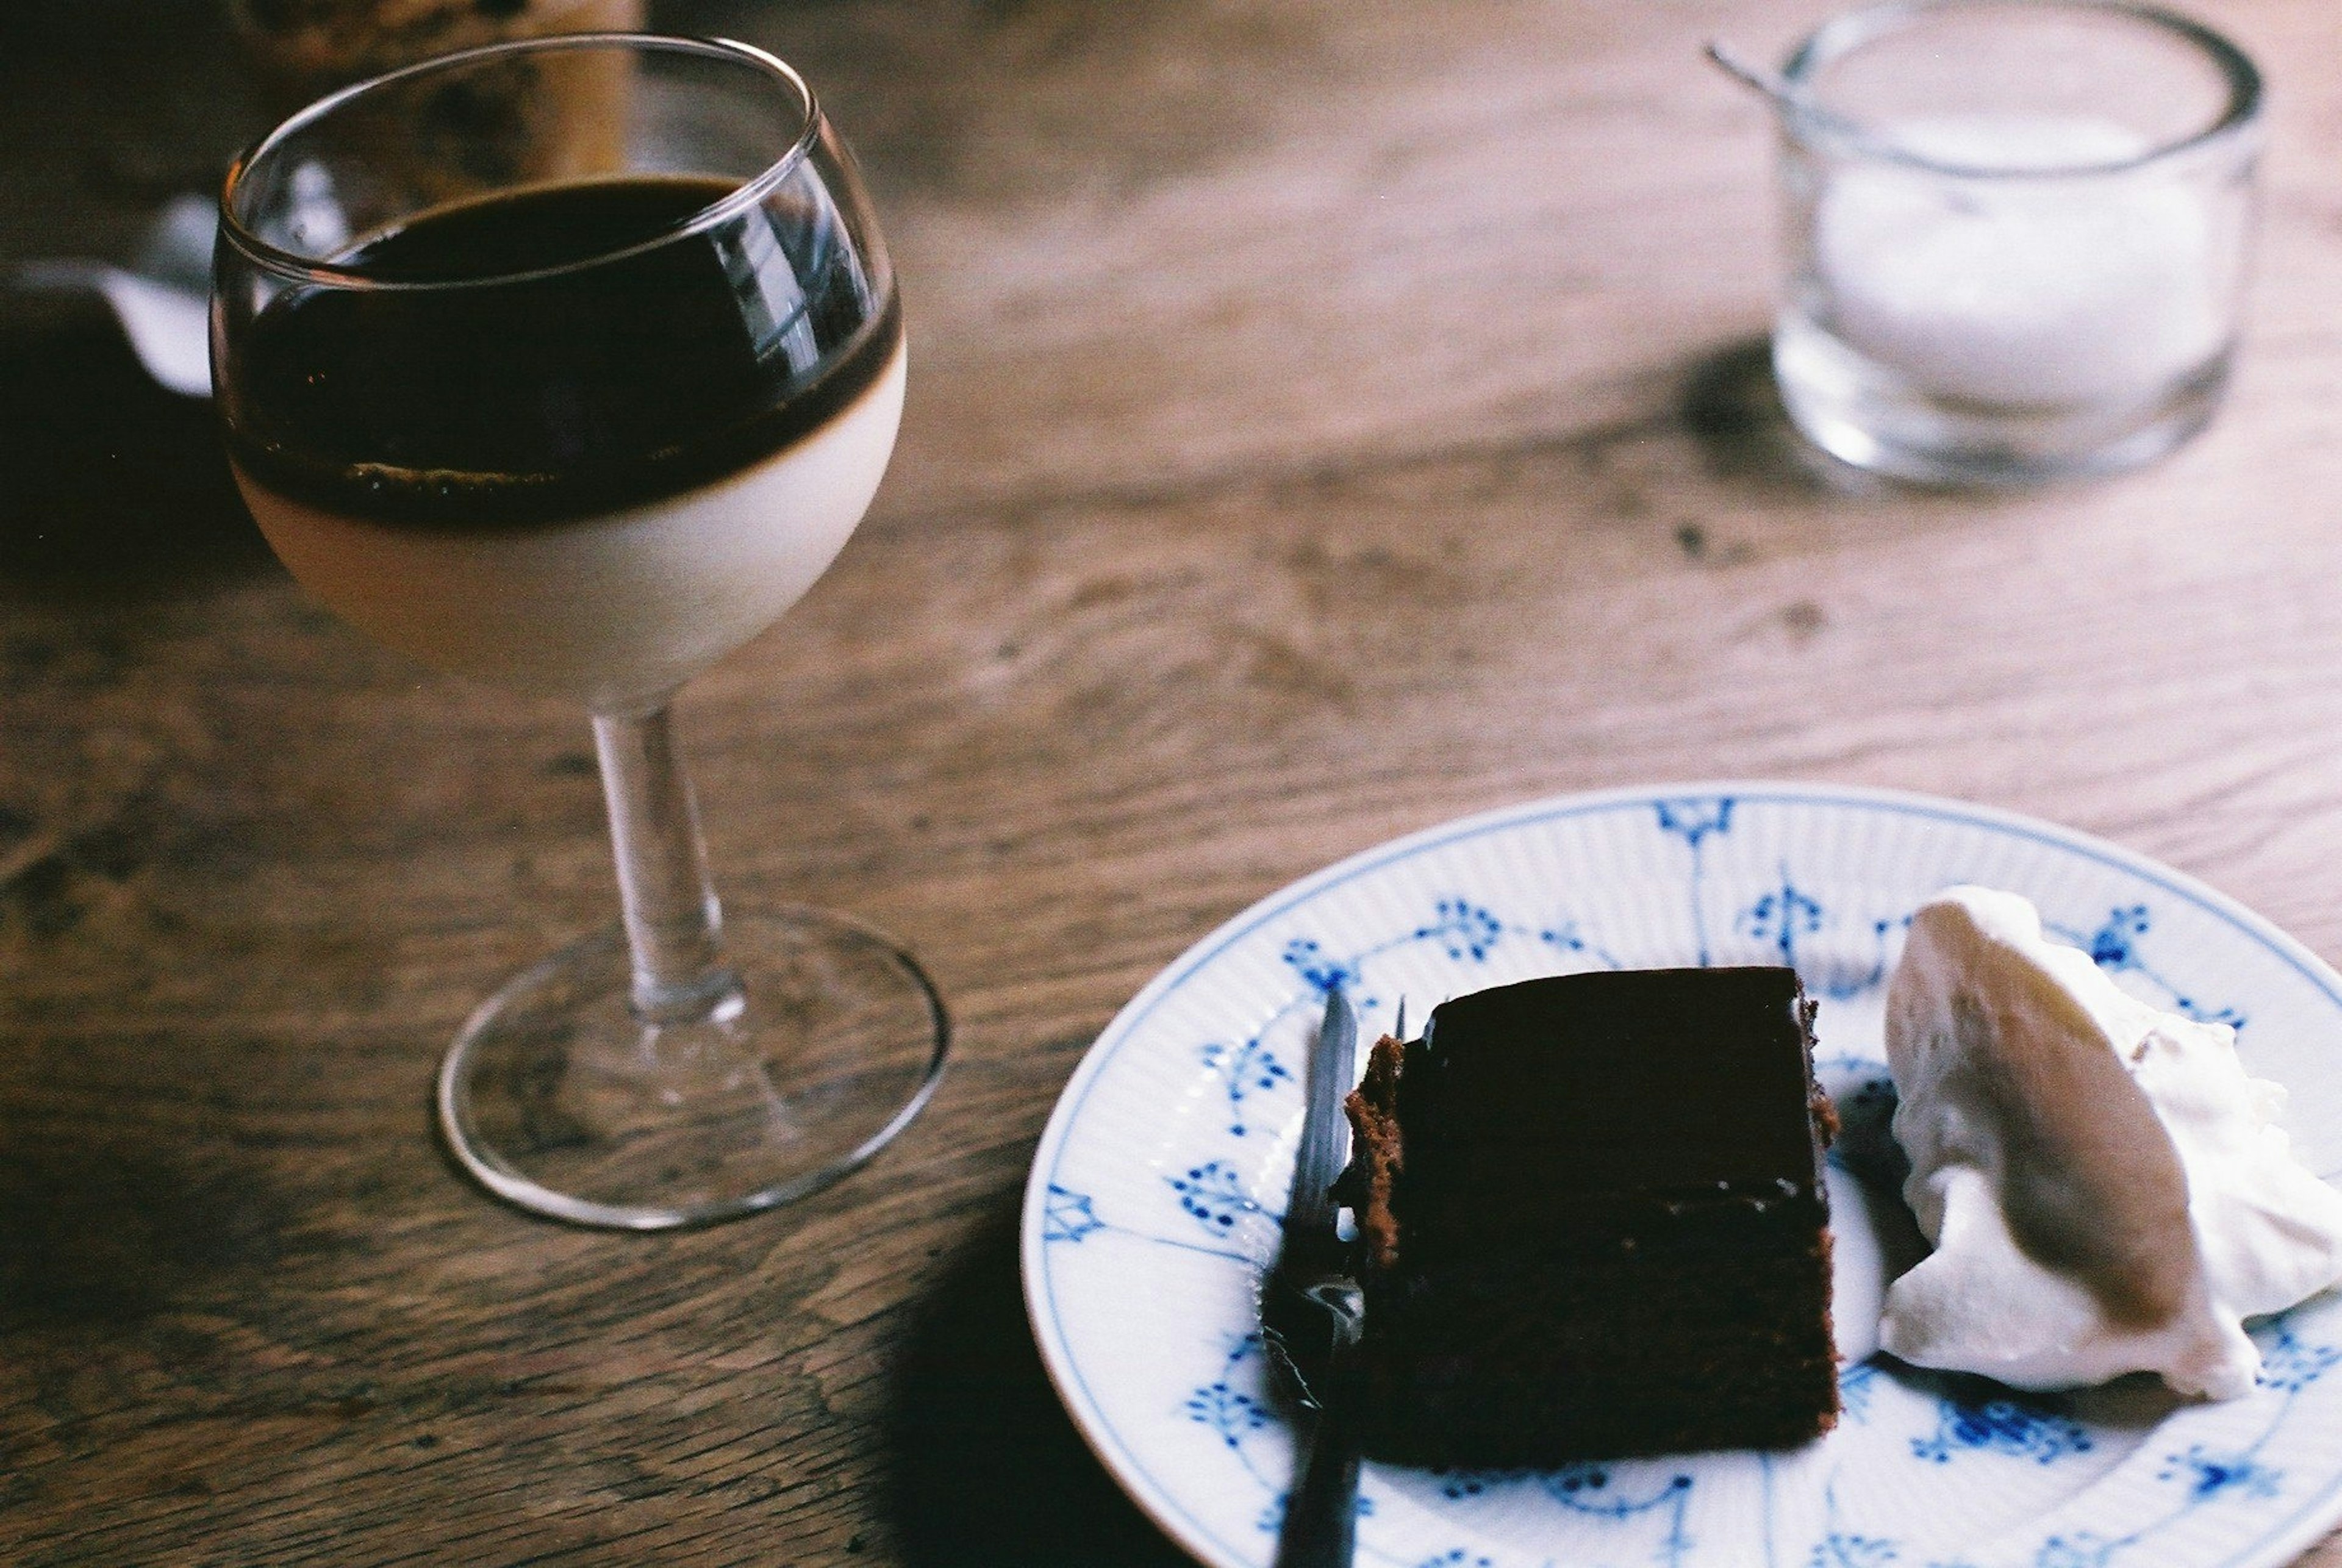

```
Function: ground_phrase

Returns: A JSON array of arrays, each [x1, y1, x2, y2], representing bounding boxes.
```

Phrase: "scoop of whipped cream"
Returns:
[[1879, 885, 2342, 1399]]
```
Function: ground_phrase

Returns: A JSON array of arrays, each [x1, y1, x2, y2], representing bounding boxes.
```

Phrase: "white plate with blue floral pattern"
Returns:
[[1020, 782, 2342, 1568]]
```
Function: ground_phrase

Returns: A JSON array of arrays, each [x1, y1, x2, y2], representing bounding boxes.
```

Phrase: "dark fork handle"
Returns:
[[1275, 1336, 1361, 1568]]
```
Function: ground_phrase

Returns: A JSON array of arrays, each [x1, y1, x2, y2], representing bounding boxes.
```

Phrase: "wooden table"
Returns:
[[6, 0, 2342, 1561]]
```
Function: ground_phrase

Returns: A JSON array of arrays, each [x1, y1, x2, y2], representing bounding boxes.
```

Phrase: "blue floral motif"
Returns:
[[1198, 1034, 1292, 1137], [1655, 797, 1733, 965], [1949, 1330, 2342, 1568], [1282, 937, 1359, 996], [1814, 914, 1904, 1000], [1742, 871, 1826, 966], [1555, 1479, 1686, 1525], [2046, 905, 2246, 1029], [1042, 1180, 1253, 1262], [1185, 1377, 1272, 1449], [1042, 1184, 1106, 1244], [1655, 797, 1735, 847], [1910, 1390, 2092, 1466], [1411, 1552, 1495, 1568], [1419, 898, 1503, 962], [2033, 1532, 2119, 1568], [1167, 1160, 1261, 1235], [1838, 1361, 1882, 1423], [2084, 905, 2151, 968], [1737, 873, 1902, 999], [1542, 1462, 1691, 1514], [1803, 1475, 1899, 1568], [1544, 1462, 1611, 1505], [1546, 1463, 1689, 1508], [1540, 915, 1623, 968], [1810, 1531, 1897, 1568], [1429, 1468, 1515, 1501], [2158, 1444, 2282, 1501], [1541, 1466, 1696, 1564], [2257, 1326, 2342, 1392], [1183, 1333, 1310, 1514]]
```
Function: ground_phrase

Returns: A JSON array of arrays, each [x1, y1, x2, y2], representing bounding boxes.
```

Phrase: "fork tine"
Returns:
[[1392, 997, 1408, 1042]]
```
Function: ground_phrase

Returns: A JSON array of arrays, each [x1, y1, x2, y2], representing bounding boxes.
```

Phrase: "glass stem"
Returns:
[[592, 700, 742, 1026]]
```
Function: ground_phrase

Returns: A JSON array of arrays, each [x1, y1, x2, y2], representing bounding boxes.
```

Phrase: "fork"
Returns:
[[1263, 987, 1366, 1568]]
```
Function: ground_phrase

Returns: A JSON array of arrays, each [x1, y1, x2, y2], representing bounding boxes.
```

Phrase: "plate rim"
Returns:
[[1016, 778, 2342, 1568]]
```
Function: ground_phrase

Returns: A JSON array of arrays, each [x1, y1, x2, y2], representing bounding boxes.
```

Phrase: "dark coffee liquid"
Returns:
[[223, 174, 900, 529]]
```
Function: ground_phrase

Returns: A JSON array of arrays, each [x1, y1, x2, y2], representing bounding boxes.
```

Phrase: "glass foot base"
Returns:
[[437, 903, 948, 1230]]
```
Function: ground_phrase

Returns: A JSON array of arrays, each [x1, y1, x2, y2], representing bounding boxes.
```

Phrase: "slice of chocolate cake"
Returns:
[[1339, 967, 1838, 1465]]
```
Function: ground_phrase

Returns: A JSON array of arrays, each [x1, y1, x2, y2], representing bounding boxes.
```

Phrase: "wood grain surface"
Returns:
[[7, 0, 2342, 1562]]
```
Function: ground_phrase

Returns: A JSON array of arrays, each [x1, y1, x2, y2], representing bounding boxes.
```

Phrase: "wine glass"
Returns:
[[213, 34, 947, 1229]]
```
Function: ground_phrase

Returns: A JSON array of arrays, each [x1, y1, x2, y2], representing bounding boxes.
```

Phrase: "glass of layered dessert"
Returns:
[[213, 34, 945, 1229]]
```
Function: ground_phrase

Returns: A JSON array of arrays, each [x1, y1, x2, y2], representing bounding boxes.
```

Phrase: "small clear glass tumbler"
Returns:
[[1768, 0, 2263, 485]]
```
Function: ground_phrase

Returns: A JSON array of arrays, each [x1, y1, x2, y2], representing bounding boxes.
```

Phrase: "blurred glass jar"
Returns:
[[1769, 0, 2263, 486], [227, 0, 647, 189]]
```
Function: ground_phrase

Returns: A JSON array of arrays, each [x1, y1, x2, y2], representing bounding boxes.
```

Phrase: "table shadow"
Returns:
[[884, 1211, 1195, 1568], [0, 1116, 301, 1332], [1678, 335, 1891, 499], [0, 295, 272, 604]]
